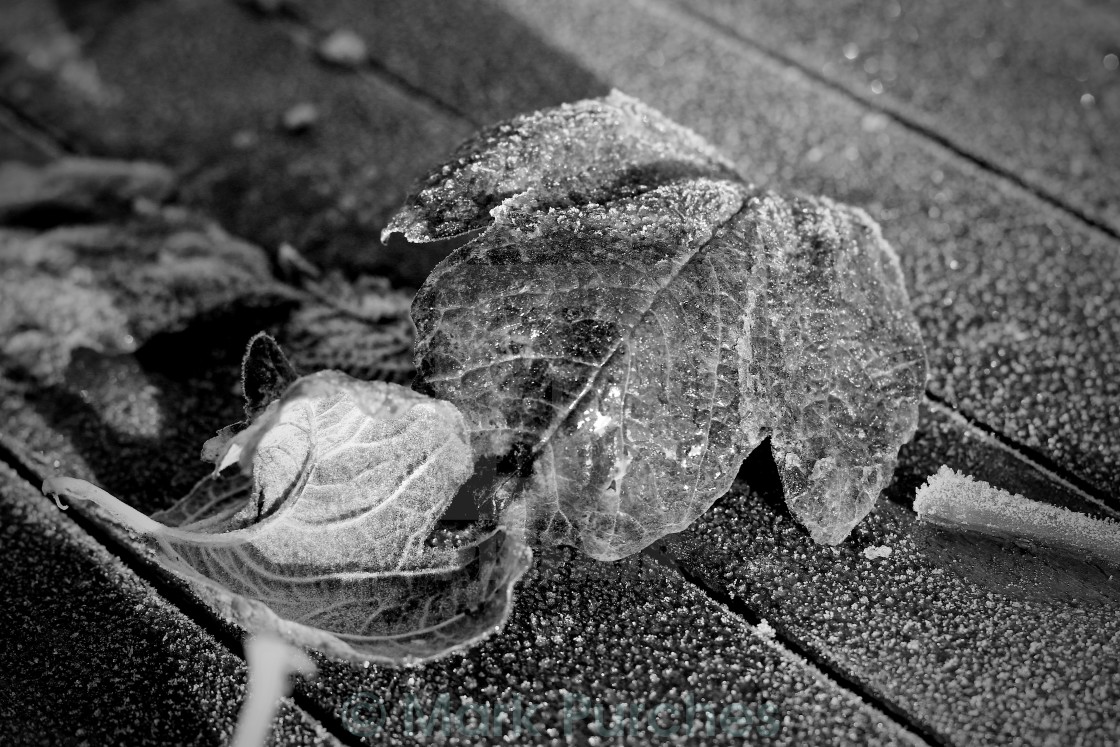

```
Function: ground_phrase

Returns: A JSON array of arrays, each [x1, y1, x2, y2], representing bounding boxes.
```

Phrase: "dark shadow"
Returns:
[[0, 204, 118, 229], [133, 299, 297, 379], [11, 301, 294, 512], [732, 437, 793, 520], [378, 227, 484, 287], [55, 0, 147, 48], [913, 522, 1120, 607]]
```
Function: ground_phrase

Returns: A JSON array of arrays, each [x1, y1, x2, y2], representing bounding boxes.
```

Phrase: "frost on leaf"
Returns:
[[387, 91, 926, 557], [277, 274, 416, 384], [45, 366, 531, 666], [382, 90, 739, 244]]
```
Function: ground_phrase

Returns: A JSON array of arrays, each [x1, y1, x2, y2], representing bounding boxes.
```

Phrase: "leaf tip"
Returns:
[[241, 332, 300, 418]]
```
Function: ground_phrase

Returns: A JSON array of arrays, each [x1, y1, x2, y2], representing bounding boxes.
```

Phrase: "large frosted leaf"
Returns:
[[390, 93, 926, 557], [45, 369, 531, 666]]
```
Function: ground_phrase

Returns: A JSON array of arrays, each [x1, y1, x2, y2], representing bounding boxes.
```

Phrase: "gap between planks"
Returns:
[[924, 391, 1120, 518], [227, 0, 480, 127], [642, 542, 943, 747]]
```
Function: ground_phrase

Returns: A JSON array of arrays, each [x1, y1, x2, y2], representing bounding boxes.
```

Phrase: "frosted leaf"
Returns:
[[0, 199, 289, 380], [382, 89, 739, 244], [915, 466, 1120, 565], [45, 369, 531, 666], [277, 274, 416, 384], [391, 93, 926, 557], [0, 256, 133, 379], [744, 193, 926, 545]]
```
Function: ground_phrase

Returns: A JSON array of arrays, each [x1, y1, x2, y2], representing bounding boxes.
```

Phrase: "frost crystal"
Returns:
[[388, 91, 926, 556]]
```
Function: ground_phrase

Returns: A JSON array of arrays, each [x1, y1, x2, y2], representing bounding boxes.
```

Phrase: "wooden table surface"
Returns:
[[1, 1, 1117, 744]]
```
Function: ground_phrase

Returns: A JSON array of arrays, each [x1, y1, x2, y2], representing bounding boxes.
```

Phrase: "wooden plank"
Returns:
[[284, 0, 609, 125], [658, 406, 1120, 744], [677, 0, 1120, 236], [0, 465, 338, 747], [0, 0, 475, 284], [299, 546, 926, 744]]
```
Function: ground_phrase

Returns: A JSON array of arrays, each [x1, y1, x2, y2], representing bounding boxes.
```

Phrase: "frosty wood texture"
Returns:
[[390, 92, 927, 557]]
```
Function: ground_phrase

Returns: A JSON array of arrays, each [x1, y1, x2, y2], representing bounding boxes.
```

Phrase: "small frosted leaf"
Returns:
[[915, 466, 1120, 565], [45, 370, 531, 666], [392, 93, 926, 556], [241, 331, 301, 419]]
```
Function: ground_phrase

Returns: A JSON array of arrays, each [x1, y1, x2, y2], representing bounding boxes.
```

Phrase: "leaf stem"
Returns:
[[42, 476, 168, 535]]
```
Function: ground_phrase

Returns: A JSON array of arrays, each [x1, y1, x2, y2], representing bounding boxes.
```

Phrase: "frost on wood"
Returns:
[[387, 91, 927, 557], [45, 367, 531, 666], [915, 466, 1120, 565]]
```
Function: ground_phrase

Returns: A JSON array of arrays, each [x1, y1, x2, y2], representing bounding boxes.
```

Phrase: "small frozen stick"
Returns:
[[914, 466, 1120, 566], [231, 634, 316, 747]]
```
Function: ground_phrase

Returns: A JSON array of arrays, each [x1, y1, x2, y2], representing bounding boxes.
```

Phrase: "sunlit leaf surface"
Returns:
[[46, 369, 531, 666]]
